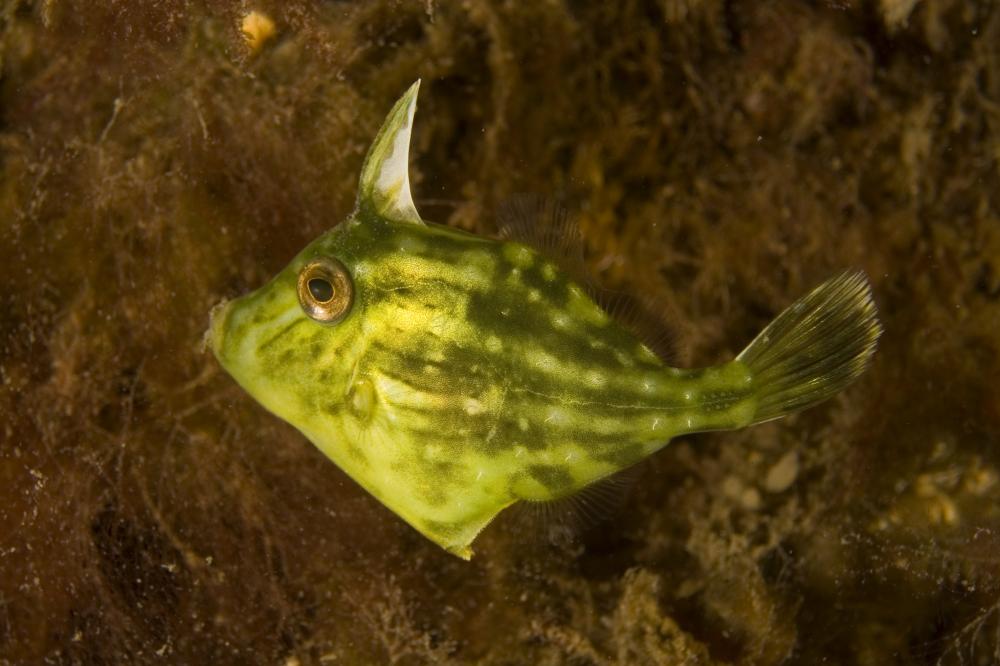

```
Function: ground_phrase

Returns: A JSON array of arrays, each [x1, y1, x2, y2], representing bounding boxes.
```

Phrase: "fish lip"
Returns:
[[205, 298, 234, 359]]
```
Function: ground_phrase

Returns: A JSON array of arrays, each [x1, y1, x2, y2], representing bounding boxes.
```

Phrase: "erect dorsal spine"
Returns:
[[356, 80, 424, 226]]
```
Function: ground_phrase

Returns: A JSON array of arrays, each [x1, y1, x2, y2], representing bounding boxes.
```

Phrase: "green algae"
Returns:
[[1, 0, 999, 664]]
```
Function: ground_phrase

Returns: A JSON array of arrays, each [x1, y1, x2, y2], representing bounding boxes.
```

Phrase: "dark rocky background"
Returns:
[[1, 1, 999, 663]]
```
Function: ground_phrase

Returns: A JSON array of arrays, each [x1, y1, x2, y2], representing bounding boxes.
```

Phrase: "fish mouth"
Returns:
[[205, 298, 234, 360]]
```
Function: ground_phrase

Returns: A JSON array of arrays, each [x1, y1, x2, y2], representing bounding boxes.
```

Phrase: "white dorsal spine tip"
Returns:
[[376, 99, 415, 204]]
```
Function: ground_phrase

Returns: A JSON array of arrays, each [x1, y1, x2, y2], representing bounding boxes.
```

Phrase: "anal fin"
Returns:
[[504, 466, 641, 550]]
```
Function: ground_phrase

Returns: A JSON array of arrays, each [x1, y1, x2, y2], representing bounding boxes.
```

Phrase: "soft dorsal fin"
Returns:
[[496, 195, 589, 283], [497, 195, 677, 364], [357, 80, 424, 225], [594, 289, 678, 365]]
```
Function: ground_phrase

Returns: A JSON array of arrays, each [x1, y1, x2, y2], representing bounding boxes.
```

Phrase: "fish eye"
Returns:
[[297, 257, 353, 324], [308, 277, 334, 302]]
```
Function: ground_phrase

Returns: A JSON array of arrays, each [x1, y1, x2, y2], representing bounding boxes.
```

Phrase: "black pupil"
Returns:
[[308, 277, 334, 302]]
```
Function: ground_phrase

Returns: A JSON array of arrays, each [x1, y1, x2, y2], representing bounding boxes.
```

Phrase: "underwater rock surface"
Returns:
[[1, 1, 999, 664]]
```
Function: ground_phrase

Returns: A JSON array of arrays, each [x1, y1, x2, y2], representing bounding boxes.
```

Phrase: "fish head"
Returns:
[[208, 81, 508, 558], [208, 217, 504, 559], [209, 78, 426, 416], [208, 223, 365, 422]]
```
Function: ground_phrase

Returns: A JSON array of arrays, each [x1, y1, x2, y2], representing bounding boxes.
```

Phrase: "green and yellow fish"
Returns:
[[208, 81, 881, 559]]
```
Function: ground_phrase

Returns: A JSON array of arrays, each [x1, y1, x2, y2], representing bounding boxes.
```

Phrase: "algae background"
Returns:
[[2, 0, 1000, 664]]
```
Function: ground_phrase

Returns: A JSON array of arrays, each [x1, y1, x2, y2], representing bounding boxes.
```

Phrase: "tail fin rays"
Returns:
[[738, 270, 882, 423]]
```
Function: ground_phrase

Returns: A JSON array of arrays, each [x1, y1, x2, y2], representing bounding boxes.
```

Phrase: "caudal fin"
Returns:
[[737, 270, 882, 424]]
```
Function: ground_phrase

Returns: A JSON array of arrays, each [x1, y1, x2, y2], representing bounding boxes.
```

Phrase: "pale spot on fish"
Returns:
[[587, 371, 606, 387], [541, 263, 557, 281], [544, 407, 568, 426], [442, 264, 491, 290], [502, 243, 535, 268], [485, 336, 503, 353], [464, 398, 484, 416], [637, 344, 659, 362], [397, 235, 426, 253], [353, 261, 372, 278], [527, 289, 542, 303], [529, 349, 559, 372], [567, 287, 610, 326], [463, 250, 496, 272], [517, 417, 529, 431], [551, 313, 570, 330]]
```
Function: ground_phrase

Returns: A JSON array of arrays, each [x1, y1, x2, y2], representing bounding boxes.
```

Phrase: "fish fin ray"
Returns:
[[504, 466, 641, 550], [497, 194, 677, 363], [738, 269, 882, 423], [496, 194, 590, 283], [594, 289, 679, 365]]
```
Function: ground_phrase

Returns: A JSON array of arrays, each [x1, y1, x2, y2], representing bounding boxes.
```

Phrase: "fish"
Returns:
[[207, 81, 882, 560]]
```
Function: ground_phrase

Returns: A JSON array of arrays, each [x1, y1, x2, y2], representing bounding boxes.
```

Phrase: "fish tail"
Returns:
[[737, 270, 882, 424]]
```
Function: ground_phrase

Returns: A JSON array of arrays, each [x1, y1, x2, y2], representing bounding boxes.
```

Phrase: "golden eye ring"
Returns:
[[297, 257, 354, 324]]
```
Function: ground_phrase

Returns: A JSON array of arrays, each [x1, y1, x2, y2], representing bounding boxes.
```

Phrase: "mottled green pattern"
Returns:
[[209, 83, 880, 558], [211, 214, 761, 556]]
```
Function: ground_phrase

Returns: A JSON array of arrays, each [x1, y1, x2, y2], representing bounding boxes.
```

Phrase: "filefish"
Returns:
[[208, 81, 881, 559]]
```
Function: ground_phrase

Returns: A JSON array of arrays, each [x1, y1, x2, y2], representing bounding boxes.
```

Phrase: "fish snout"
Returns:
[[207, 298, 234, 361]]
